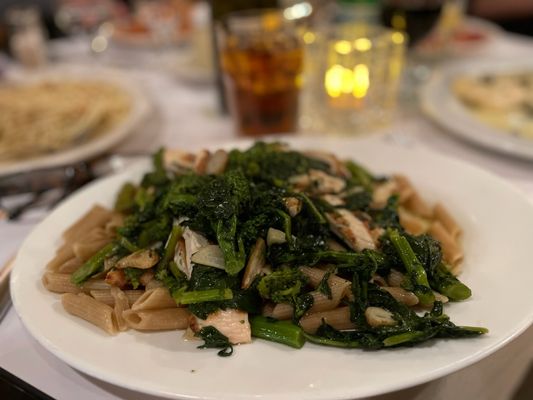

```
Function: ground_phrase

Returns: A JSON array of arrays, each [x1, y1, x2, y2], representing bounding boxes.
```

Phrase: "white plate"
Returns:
[[0, 65, 152, 177], [420, 59, 533, 160], [10, 137, 533, 399]]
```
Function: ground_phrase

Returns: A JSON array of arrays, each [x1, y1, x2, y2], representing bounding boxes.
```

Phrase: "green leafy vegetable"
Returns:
[[196, 326, 233, 357], [124, 267, 144, 289]]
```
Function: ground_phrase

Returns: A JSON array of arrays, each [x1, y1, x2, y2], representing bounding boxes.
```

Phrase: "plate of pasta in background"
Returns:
[[421, 59, 533, 161], [10, 137, 533, 399], [0, 64, 151, 177]]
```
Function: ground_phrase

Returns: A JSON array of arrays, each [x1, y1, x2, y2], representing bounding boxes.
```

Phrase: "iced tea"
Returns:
[[219, 10, 303, 136]]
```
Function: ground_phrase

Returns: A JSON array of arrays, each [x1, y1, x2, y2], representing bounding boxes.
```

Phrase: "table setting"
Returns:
[[1, 1, 533, 399]]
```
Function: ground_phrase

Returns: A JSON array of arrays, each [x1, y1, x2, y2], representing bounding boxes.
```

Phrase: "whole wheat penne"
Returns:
[[372, 180, 399, 208], [42, 272, 81, 294], [381, 286, 419, 306], [387, 269, 405, 287], [57, 257, 83, 274], [46, 244, 75, 271], [299, 266, 351, 293], [269, 285, 350, 320], [398, 207, 429, 235], [90, 289, 144, 306], [429, 221, 464, 266], [62, 205, 114, 243], [393, 174, 415, 204], [132, 287, 176, 311], [104, 213, 125, 235], [299, 307, 355, 334], [111, 287, 130, 331], [404, 191, 433, 219], [72, 228, 113, 261], [433, 203, 462, 239], [61, 293, 117, 335], [123, 308, 190, 330], [80, 279, 111, 291], [145, 279, 165, 290]]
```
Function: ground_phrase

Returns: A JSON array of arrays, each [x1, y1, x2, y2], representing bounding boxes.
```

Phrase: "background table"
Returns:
[[1, 26, 533, 400]]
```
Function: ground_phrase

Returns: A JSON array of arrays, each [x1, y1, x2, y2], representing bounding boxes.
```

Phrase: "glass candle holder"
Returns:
[[299, 23, 406, 135]]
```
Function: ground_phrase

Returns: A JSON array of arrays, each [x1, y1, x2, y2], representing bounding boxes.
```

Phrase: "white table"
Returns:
[[1, 28, 533, 400]]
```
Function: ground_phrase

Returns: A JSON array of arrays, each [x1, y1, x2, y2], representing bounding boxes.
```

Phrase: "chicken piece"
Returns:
[[326, 209, 375, 251], [303, 150, 351, 178], [205, 149, 228, 175], [365, 307, 397, 327], [371, 179, 398, 209], [289, 169, 346, 195], [321, 194, 345, 207], [105, 269, 127, 289], [189, 309, 252, 344], [194, 150, 210, 174], [164, 149, 195, 171]]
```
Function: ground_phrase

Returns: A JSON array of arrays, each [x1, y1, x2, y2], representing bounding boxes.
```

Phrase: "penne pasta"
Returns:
[[371, 179, 398, 208], [433, 203, 462, 239], [81, 279, 112, 291], [123, 308, 190, 331], [111, 287, 130, 332], [299, 307, 356, 334], [61, 293, 117, 335], [145, 279, 165, 290], [429, 221, 464, 267], [90, 289, 144, 306], [404, 191, 433, 219], [299, 266, 351, 294], [398, 207, 429, 235], [131, 287, 176, 311], [57, 257, 83, 274], [72, 227, 113, 261], [381, 286, 419, 306], [104, 213, 125, 236], [45, 244, 75, 272], [268, 284, 350, 320], [42, 272, 81, 294], [62, 205, 114, 243], [393, 174, 415, 204]]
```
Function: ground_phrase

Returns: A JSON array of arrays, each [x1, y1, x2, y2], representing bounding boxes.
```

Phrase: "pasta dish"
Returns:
[[0, 80, 131, 161], [42, 143, 486, 355], [453, 72, 533, 139]]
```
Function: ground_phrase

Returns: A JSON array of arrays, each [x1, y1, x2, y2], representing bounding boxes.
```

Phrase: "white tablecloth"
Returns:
[[1, 28, 533, 400]]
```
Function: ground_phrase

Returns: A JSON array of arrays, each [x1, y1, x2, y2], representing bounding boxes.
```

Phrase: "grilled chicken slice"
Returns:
[[189, 309, 252, 344], [321, 194, 345, 207], [205, 149, 228, 175], [289, 169, 346, 195], [371, 179, 398, 208], [326, 209, 375, 251], [303, 150, 351, 178], [164, 149, 196, 171]]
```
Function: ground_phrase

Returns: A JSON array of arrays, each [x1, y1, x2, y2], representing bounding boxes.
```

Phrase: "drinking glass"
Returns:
[[217, 9, 304, 136]]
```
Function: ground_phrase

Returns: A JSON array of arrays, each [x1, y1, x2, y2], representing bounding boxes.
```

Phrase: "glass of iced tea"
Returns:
[[217, 9, 303, 136]]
